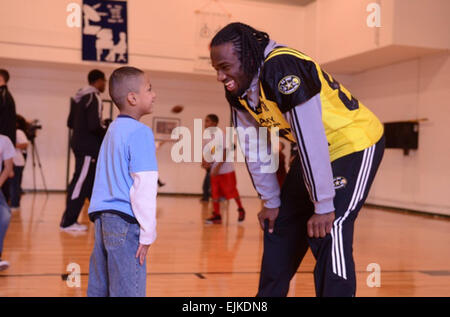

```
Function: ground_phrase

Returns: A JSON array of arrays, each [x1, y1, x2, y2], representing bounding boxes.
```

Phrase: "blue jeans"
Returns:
[[0, 190, 11, 256], [10, 166, 24, 208], [87, 213, 147, 297]]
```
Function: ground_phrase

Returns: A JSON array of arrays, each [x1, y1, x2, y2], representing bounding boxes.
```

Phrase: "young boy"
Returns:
[[203, 114, 246, 224], [0, 134, 15, 271], [87, 66, 158, 297]]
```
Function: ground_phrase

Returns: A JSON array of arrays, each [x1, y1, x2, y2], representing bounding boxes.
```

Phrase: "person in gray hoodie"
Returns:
[[60, 69, 107, 232]]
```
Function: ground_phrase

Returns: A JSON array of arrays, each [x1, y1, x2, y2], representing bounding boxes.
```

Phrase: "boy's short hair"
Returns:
[[88, 69, 105, 84], [109, 66, 144, 109], [0, 69, 10, 83], [206, 114, 219, 124]]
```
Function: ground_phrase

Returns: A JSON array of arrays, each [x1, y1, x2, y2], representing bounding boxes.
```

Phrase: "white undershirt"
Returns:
[[129, 171, 158, 245]]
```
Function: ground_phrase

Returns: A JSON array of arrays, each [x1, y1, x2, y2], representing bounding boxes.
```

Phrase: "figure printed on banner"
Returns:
[[82, 0, 128, 64]]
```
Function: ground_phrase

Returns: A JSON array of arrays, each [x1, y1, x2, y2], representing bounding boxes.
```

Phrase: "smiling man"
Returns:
[[210, 22, 385, 297]]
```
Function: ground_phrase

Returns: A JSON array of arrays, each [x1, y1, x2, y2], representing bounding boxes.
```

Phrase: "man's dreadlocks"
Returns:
[[210, 23, 270, 80]]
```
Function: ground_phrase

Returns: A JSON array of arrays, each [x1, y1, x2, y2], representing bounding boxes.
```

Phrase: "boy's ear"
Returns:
[[127, 91, 137, 106]]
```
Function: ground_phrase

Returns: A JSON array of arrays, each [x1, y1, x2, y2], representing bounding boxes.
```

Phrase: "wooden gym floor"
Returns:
[[0, 193, 449, 297]]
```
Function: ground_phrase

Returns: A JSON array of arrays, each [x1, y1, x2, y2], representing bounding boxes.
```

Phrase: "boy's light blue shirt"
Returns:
[[88, 115, 158, 218]]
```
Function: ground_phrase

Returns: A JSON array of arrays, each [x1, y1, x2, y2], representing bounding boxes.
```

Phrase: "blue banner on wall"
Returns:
[[82, 0, 128, 64]]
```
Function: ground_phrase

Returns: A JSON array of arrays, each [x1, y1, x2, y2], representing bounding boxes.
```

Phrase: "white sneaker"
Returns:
[[60, 222, 88, 232], [0, 260, 10, 271]]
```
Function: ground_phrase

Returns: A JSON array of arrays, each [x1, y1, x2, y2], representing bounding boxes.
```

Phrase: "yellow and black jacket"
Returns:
[[228, 40, 383, 213]]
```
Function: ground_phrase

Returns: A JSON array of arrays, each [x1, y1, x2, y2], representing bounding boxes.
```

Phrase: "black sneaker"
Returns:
[[238, 208, 246, 222], [205, 214, 222, 224]]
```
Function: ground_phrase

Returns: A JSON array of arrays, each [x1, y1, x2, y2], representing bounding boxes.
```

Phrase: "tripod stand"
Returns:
[[29, 138, 48, 193]]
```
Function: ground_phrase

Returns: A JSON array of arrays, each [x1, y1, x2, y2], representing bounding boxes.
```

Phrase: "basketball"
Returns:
[[171, 104, 184, 113]]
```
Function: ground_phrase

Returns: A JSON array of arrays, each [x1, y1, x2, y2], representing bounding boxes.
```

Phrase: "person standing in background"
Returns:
[[0, 69, 17, 204], [200, 155, 211, 202], [15, 115, 29, 163], [60, 69, 107, 232], [203, 114, 246, 224], [0, 134, 15, 271], [0, 69, 16, 145], [9, 116, 29, 211]]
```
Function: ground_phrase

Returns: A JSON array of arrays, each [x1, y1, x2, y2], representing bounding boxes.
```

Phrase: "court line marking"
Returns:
[[0, 270, 448, 279]]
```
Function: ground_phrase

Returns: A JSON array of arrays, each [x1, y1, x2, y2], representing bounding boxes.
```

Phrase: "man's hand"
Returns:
[[136, 244, 151, 266], [257, 207, 279, 234], [307, 211, 335, 238]]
